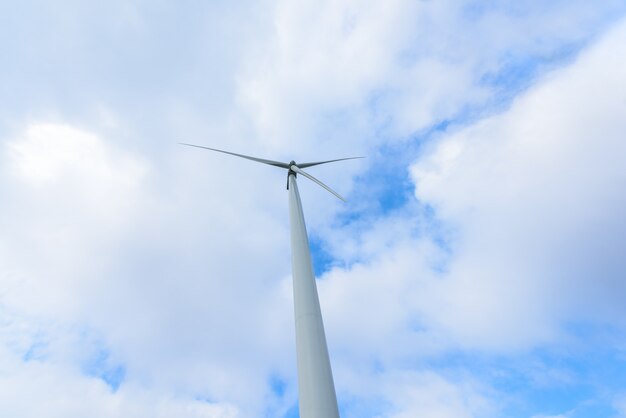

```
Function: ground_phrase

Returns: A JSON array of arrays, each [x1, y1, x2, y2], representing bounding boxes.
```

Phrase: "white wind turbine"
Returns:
[[181, 143, 362, 418]]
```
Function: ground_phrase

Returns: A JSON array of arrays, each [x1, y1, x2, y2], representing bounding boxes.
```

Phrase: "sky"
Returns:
[[1, 1, 626, 417]]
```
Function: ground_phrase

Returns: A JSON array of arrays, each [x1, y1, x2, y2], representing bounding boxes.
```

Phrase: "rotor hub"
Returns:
[[288, 161, 297, 176]]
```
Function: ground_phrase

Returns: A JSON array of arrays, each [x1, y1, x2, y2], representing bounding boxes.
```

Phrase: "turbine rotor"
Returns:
[[179, 143, 362, 202]]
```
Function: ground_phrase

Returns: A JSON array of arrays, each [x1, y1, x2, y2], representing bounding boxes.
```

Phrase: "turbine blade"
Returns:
[[179, 143, 289, 168], [290, 165, 346, 202], [298, 156, 364, 169]]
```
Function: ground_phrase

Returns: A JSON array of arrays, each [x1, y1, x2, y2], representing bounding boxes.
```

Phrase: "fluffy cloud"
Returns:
[[0, 343, 237, 418], [1, 123, 148, 318], [409, 18, 626, 348], [306, 14, 626, 418], [0, 122, 297, 416], [237, 0, 626, 155]]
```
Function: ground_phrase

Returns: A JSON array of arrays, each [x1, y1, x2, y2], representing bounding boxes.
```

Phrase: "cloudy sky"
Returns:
[[2, 1, 626, 417]]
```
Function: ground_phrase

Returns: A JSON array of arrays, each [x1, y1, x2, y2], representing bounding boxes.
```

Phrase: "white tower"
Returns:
[[180, 144, 361, 418], [289, 173, 339, 418]]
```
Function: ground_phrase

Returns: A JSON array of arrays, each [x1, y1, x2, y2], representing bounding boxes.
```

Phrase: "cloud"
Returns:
[[1, 122, 148, 318], [410, 17, 626, 347], [0, 122, 294, 416], [379, 371, 493, 418], [236, 0, 626, 156], [0, 344, 237, 418], [307, 14, 626, 417]]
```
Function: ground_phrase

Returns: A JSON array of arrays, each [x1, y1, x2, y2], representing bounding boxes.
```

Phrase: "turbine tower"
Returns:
[[181, 143, 361, 418]]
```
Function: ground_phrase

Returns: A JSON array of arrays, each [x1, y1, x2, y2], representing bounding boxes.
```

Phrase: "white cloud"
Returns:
[[0, 345, 237, 418], [236, 0, 625, 157], [1, 123, 148, 318], [0, 122, 293, 416], [325, 357, 495, 418], [410, 18, 626, 348], [377, 371, 493, 418]]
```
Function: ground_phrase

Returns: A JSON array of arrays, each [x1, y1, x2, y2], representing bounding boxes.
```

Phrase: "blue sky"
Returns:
[[2, 1, 626, 417]]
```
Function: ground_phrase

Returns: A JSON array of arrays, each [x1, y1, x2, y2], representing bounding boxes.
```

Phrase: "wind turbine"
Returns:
[[181, 143, 361, 418]]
